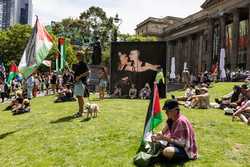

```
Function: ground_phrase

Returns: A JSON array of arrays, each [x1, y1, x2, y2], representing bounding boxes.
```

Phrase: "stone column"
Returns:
[[247, 6, 250, 69], [220, 16, 226, 49], [166, 41, 171, 74], [187, 36, 192, 68], [232, 9, 240, 70], [207, 19, 214, 70], [198, 34, 203, 73], [176, 39, 182, 75]]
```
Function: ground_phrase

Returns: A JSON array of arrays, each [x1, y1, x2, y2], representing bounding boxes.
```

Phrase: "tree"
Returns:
[[0, 24, 32, 65], [79, 6, 115, 48]]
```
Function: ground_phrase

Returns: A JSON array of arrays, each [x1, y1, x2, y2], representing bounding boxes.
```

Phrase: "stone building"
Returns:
[[162, 0, 250, 75], [135, 16, 183, 37]]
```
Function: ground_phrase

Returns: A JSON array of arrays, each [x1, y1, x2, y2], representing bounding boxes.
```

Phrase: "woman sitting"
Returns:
[[4, 91, 24, 111], [188, 87, 210, 109], [12, 99, 31, 115]]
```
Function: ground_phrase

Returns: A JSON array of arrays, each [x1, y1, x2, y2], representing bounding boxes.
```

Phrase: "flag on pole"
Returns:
[[58, 38, 66, 71], [141, 82, 163, 145], [18, 17, 53, 79], [7, 63, 18, 85]]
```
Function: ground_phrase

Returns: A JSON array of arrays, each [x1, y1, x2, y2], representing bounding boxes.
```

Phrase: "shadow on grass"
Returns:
[[0, 130, 20, 140], [81, 117, 91, 122], [155, 160, 188, 167], [50, 115, 78, 124]]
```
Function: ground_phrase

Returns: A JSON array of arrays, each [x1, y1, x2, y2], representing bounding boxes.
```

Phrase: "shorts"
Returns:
[[172, 146, 189, 161], [74, 81, 85, 97]]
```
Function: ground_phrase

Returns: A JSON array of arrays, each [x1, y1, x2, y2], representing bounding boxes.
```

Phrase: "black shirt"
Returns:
[[73, 61, 89, 83], [51, 74, 57, 84]]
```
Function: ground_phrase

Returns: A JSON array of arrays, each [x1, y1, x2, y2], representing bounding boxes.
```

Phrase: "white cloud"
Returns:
[[32, 0, 205, 34]]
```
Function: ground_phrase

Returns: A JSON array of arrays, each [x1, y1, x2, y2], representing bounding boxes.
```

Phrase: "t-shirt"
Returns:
[[51, 74, 57, 84], [73, 61, 89, 83]]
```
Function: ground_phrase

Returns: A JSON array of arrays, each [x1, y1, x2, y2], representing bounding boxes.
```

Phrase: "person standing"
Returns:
[[50, 72, 57, 95], [0, 79, 5, 103], [72, 52, 89, 117], [26, 75, 34, 100]]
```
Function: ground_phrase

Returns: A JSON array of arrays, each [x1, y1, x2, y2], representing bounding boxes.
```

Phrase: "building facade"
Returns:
[[135, 16, 183, 37], [162, 0, 250, 75], [0, 0, 32, 29]]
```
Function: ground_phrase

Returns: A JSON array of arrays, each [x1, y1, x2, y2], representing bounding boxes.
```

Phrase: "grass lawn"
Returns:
[[0, 82, 249, 167]]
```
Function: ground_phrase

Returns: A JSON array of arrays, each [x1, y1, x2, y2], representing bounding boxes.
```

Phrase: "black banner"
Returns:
[[110, 42, 166, 98]]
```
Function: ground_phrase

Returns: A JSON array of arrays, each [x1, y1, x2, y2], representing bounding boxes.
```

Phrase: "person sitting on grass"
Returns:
[[215, 85, 241, 109], [4, 91, 24, 111], [172, 85, 195, 102], [151, 99, 198, 162], [54, 84, 75, 103], [12, 99, 31, 115], [129, 84, 137, 99], [233, 100, 250, 125], [189, 87, 210, 109], [139, 83, 151, 99], [112, 85, 122, 98]]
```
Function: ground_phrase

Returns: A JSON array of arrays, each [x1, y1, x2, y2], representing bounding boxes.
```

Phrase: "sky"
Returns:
[[33, 0, 205, 34]]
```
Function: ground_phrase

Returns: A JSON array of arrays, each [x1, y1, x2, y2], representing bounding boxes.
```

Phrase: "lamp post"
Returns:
[[113, 14, 122, 42]]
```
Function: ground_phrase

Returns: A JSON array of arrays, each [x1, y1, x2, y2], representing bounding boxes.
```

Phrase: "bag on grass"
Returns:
[[224, 107, 234, 115], [134, 142, 162, 167]]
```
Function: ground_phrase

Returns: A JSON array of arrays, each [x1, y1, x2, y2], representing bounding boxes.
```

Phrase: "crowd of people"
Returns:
[[112, 82, 152, 99], [171, 68, 250, 125]]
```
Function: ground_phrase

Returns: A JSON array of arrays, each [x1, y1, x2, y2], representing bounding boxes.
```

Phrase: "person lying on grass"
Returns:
[[4, 91, 24, 111], [12, 99, 31, 115], [151, 99, 198, 162]]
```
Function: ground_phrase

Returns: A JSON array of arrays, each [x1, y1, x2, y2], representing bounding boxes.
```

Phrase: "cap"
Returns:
[[162, 99, 179, 111]]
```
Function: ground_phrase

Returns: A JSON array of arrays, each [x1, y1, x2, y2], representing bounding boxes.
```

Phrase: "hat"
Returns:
[[162, 99, 179, 111]]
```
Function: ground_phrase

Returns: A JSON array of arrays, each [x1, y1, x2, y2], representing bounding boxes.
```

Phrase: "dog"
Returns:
[[85, 103, 100, 118]]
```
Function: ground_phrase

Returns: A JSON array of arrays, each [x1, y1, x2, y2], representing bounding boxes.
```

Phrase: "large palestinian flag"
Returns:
[[19, 17, 53, 79], [142, 82, 163, 144]]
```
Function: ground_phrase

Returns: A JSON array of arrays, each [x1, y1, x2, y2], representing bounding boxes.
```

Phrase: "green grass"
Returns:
[[0, 82, 249, 167]]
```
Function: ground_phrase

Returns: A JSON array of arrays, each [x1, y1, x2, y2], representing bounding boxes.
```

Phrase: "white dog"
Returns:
[[85, 103, 100, 118]]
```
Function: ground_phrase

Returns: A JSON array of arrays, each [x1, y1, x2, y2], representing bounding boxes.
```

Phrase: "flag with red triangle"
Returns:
[[142, 82, 163, 143], [18, 17, 53, 79]]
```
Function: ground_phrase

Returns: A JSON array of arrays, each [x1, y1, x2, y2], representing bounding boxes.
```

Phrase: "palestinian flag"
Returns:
[[58, 38, 66, 72], [7, 63, 18, 85], [18, 17, 53, 79], [142, 82, 163, 144]]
